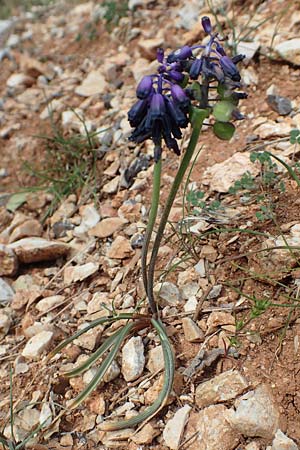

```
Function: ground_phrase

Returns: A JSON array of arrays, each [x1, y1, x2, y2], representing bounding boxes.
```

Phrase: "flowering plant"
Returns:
[[49, 17, 246, 432]]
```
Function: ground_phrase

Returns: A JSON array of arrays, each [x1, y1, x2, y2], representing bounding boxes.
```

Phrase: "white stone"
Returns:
[[74, 203, 100, 235], [237, 41, 260, 60], [102, 175, 120, 194], [226, 384, 280, 439], [121, 336, 145, 382], [39, 403, 52, 427], [22, 331, 53, 358], [271, 429, 298, 450], [163, 404, 191, 449]]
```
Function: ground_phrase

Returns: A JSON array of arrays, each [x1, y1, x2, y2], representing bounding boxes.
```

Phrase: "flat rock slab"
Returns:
[[196, 369, 249, 408], [8, 237, 69, 263]]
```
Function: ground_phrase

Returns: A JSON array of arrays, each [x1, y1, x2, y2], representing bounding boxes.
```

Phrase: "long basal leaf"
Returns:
[[69, 322, 134, 409], [47, 313, 134, 359], [64, 328, 124, 378], [100, 319, 175, 431]]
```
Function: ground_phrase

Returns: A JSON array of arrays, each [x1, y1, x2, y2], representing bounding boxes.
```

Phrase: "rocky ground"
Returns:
[[0, 0, 300, 449]]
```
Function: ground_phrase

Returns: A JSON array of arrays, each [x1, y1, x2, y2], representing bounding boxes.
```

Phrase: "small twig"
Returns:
[[193, 284, 213, 321]]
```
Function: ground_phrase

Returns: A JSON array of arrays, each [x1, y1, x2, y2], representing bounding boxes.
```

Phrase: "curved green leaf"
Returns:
[[100, 319, 175, 431], [47, 313, 134, 360], [213, 121, 235, 140], [69, 322, 134, 410], [64, 328, 124, 378]]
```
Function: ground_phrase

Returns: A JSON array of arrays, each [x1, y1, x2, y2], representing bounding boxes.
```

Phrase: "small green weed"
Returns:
[[23, 113, 104, 220]]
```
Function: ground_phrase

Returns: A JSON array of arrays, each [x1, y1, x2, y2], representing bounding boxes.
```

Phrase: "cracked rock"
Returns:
[[163, 404, 191, 449]]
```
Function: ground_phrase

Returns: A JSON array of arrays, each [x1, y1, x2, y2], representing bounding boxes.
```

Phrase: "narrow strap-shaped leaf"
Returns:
[[69, 322, 134, 410], [47, 313, 134, 359], [64, 328, 124, 378], [100, 319, 175, 431]]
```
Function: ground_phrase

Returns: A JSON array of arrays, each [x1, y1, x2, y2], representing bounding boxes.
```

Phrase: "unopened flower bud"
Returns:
[[136, 76, 153, 99], [201, 16, 212, 34]]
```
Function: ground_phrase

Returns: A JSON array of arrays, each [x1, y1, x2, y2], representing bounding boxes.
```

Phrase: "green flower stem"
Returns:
[[147, 110, 208, 317], [141, 157, 162, 308]]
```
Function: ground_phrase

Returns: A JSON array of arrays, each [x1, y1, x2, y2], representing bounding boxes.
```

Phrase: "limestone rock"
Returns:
[[226, 384, 280, 439], [121, 336, 145, 381], [206, 311, 235, 334], [275, 39, 300, 66], [64, 262, 99, 284], [35, 295, 65, 313], [89, 217, 127, 238], [75, 70, 108, 97], [107, 235, 134, 259], [102, 175, 120, 194], [74, 204, 100, 235], [0, 278, 14, 303], [8, 219, 43, 242], [131, 422, 160, 445], [103, 360, 120, 383], [0, 310, 11, 338], [202, 152, 260, 193], [255, 120, 291, 139], [154, 281, 181, 306], [271, 429, 298, 450], [0, 244, 18, 276], [8, 237, 69, 263], [163, 404, 191, 449], [195, 369, 249, 408], [22, 330, 54, 358], [74, 324, 103, 351], [182, 317, 204, 343], [147, 345, 164, 373], [185, 405, 239, 450]]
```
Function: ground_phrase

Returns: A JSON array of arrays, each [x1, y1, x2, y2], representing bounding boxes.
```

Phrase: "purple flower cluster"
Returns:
[[128, 16, 246, 160], [128, 50, 190, 162]]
